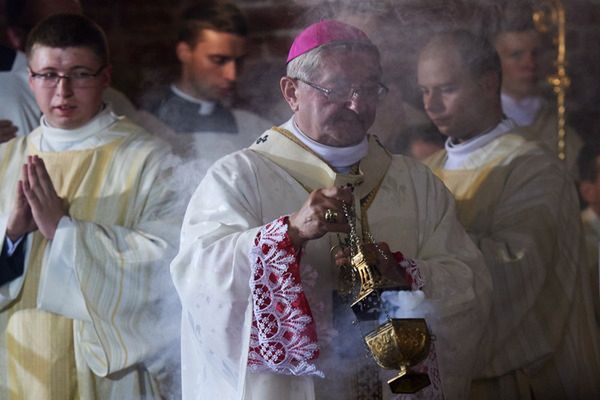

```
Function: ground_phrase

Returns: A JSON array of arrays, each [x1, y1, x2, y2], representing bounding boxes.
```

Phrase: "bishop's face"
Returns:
[[290, 49, 381, 147]]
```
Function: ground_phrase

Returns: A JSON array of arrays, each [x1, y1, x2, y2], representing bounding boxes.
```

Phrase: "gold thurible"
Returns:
[[341, 202, 431, 394]]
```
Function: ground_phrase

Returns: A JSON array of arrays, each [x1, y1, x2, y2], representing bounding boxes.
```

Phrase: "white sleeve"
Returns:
[[37, 216, 91, 322]]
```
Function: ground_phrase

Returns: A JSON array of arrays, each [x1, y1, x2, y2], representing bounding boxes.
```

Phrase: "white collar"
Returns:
[[38, 104, 121, 152], [282, 118, 368, 173], [501, 93, 542, 126], [170, 84, 216, 116], [444, 119, 516, 169]]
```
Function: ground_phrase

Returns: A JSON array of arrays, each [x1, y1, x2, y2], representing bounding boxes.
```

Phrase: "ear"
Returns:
[[28, 70, 35, 92], [176, 41, 192, 64], [100, 64, 112, 89], [280, 76, 300, 112], [580, 181, 596, 205]]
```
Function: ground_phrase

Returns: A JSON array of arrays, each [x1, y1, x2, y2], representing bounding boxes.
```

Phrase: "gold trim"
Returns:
[[271, 126, 333, 167]]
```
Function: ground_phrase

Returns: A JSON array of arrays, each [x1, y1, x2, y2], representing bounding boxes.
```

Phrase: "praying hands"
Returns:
[[6, 155, 66, 241]]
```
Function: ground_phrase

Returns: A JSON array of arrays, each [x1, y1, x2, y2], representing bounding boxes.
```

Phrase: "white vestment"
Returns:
[[0, 51, 39, 136], [426, 130, 600, 400], [0, 109, 182, 399], [171, 125, 491, 400]]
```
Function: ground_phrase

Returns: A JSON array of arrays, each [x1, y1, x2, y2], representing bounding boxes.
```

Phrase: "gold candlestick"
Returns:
[[533, 0, 570, 160]]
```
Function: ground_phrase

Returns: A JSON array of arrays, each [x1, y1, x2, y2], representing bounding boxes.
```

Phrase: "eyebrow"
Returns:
[[33, 65, 99, 71]]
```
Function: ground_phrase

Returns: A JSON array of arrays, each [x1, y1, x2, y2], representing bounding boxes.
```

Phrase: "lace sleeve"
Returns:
[[247, 216, 323, 377]]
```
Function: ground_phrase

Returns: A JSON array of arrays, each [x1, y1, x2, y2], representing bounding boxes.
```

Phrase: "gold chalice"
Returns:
[[364, 318, 431, 394]]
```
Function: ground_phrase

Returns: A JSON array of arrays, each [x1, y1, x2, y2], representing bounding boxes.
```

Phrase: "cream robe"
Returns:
[[0, 117, 181, 399], [171, 128, 492, 400], [426, 132, 600, 399]]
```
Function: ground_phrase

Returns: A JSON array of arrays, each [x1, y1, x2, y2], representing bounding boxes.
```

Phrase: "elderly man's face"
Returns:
[[291, 49, 380, 147]]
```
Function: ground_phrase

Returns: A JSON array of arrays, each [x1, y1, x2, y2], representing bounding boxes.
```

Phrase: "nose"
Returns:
[[54, 76, 74, 97], [345, 92, 370, 114], [523, 52, 537, 71], [423, 90, 443, 114], [223, 61, 237, 82]]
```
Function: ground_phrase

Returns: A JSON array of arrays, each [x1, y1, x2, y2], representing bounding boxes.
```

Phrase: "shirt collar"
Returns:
[[283, 117, 368, 173], [170, 84, 216, 116], [501, 92, 542, 126], [39, 104, 119, 150], [444, 118, 516, 169]]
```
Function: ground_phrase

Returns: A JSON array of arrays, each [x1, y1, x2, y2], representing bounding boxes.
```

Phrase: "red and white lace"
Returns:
[[247, 216, 323, 376], [247, 216, 441, 398], [393, 251, 425, 291]]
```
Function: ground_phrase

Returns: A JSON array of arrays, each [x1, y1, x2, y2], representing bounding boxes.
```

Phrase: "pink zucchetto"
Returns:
[[286, 20, 373, 63]]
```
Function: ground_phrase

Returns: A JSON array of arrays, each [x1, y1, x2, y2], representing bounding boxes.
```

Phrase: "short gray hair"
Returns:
[[286, 42, 381, 81]]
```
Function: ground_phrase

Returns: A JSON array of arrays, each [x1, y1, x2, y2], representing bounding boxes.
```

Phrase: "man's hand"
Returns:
[[0, 120, 18, 143], [288, 186, 353, 249], [22, 155, 66, 240], [6, 165, 37, 241]]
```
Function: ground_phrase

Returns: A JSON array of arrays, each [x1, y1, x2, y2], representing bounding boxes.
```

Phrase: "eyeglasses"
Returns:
[[29, 65, 107, 88], [296, 78, 388, 102]]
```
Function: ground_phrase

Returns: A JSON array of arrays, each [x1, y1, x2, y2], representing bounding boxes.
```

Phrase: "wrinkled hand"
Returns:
[[288, 186, 353, 249], [6, 165, 37, 241], [0, 119, 18, 143], [22, 155, 66, 240], [334, 242, 408, 287]]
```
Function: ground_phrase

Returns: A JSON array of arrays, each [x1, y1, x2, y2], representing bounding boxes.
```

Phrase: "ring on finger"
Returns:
[[324, 208, 338, 223]]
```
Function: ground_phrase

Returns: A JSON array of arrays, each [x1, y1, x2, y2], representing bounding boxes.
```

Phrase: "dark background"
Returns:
[[1, 0, 599, 144]]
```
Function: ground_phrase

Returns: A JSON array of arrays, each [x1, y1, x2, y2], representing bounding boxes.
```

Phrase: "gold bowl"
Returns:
[[364, 318, 431, 393]]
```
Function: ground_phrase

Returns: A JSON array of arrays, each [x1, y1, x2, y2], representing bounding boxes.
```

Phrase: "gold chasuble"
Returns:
[[425, 132, 600, 400], [0, 119, 180, 399]]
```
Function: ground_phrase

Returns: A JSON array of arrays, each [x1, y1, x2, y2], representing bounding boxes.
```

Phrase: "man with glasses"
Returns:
[[1, 0, 166, 142], [171, 20, 491, 399], [0, 14, 181, 399]]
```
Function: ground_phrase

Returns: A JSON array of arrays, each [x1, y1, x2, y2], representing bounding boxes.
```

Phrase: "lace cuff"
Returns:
[[393, 251, 425, 291], [247, 216, 323, 377]]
